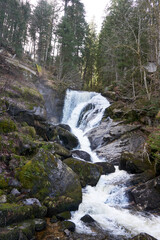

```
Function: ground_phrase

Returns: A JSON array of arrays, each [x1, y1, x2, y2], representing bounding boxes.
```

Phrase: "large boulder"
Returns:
[[16, 149, 82, 215], [119, 151, 154, 174], [128, 176, 160, 211], [63, 158, 102, 187], [87, 120, 146, 165]]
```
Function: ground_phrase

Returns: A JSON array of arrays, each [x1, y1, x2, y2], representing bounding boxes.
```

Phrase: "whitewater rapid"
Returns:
[[61, 89, 160, 239]]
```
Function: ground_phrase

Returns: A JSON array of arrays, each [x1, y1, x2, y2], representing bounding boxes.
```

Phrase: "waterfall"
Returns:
[[61, 89, 160, 239]]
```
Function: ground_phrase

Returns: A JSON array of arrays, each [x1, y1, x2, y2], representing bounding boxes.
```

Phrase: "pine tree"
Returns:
[[57, 0, 87, 80]]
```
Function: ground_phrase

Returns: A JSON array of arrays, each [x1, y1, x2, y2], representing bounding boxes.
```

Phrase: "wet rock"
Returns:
[[119, 152, 153, 174], [61, 220, 75, 232], [72, 150, 91, 162], [131, 233, 157, 240], [58, 124, 71, 132], [87, 120, 146, 165], [53, 142, 71, 159], [34, 218, 46, 231], [56, 126, 79, 150], [17, 149, 82, 215], [64, 158, 102, 187], [11, 188, 21, 196], [129, 176, 160, 210], [95, 162, 115, 174], [56, 211, 71, 221], [81, 214, 95, 223]]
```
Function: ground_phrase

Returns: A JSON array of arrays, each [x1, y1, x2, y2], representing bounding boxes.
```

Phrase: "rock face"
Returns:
[[87, 120, 146, 164], [63, 158, 102, 187], [37, 82, 65, 124], [17, 149, 82, 215], [128, 176, 160, 210]]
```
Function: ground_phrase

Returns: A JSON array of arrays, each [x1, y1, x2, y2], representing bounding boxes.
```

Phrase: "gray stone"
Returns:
[[23, 198, 42, 207], [11, 188, 20, 196]]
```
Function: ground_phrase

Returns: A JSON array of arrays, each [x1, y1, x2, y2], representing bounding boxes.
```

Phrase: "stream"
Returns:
[[61, 89, 160, 239]]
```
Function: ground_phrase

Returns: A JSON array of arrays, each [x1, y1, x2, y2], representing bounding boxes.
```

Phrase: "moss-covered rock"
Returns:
[[119, 151, 154, 174], [56, 211, 71, 221], [63, 158, 102, 187], [56, 126, 79, 150], [147, 127, 160, 176], [53, 142, 71, 159], [0, 203, 47, 227], [16, 149, 82, 214]]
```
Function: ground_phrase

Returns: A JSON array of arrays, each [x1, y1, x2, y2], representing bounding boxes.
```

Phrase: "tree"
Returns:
[[57, 0, 87, 80], [83, 21, 98, 89]]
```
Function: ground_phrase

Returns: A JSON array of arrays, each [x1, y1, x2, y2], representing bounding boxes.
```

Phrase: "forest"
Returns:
[[0, 0, 160, 99]]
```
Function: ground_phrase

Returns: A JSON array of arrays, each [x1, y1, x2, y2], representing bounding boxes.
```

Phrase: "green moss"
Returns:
[[147, 127, 160, 163], [0, 175, 9, 189], [21, 126, 36, 138], [17, 159, 47, 189], [0, 190, 4, 196], [0, 118, 17, 133]]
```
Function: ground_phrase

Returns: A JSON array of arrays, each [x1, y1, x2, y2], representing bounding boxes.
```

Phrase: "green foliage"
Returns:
[[0, 118, 17, 134], [147, 127, 160, 162], [0, 0, 31, 57], [57, 0, 87, 78]]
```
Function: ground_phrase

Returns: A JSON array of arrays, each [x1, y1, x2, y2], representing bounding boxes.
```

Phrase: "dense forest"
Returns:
[[0, 0, 160, 98]]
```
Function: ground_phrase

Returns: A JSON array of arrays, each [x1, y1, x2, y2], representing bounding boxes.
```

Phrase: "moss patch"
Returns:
[[0, 118, 17, 134]]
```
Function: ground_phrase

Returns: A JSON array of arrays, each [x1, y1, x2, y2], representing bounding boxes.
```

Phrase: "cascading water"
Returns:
[[61, 89, 160, 239]]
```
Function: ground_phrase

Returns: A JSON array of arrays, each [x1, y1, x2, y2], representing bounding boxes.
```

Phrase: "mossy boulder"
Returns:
[[0, 203, 47, 227], [53, 142, 71, 159], [63, 158, 102, 187], [16, 149, 82, 214], [119, 151, 154, 174]]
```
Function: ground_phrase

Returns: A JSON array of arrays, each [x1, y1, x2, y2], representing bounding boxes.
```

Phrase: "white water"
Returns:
[[61, 89, 160, 239]]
